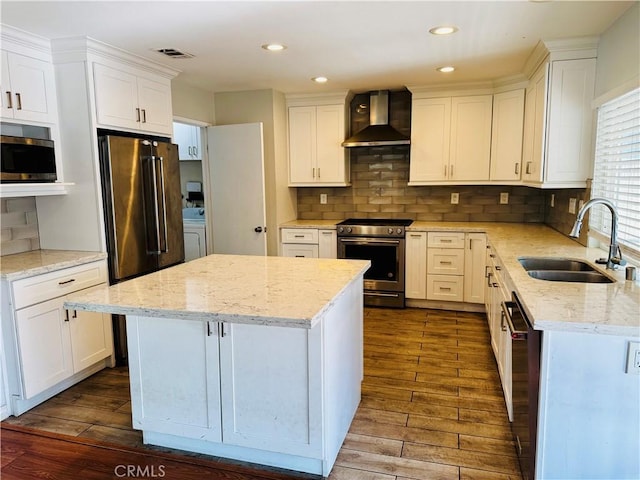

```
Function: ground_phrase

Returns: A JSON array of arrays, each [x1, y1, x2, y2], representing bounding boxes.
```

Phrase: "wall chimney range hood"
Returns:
[[342, 90, 411, 147]]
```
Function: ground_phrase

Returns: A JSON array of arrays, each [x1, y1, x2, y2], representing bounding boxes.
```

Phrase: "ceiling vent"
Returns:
[[153, 48, 194, 59]]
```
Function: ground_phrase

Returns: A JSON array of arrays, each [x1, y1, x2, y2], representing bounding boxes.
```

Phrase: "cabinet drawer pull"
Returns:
[[141, 109, 146, 123], [58, 278, 76, 285], [495, 266, 502, 271], [317, 168, 320, 178], [409, 234, 422, 238], [322, 232, 333, 235], [193, 146, 197, 156], [15, 92, 22, 110], [188, 146, 192, 155], [220, 323, 227, 337], [440, 239, 452, 243], [525, 161, 532, 175], [439, 287, 452, 291], [312, 167, 315, 178], [515, 163, 520, 175], [439, 261, 453, 265], [64, 310, 70, 322], [295, 255, 305, 257], [6, 91, 13, 109], [450, 165, 454, 177], [294, 235, 305, 238], [136, 108, 141, 122]]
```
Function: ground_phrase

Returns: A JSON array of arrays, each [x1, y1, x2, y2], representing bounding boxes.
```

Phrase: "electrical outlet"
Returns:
[[569, 198, 577, 214], [550, 194, 555, 208], [578, 199, 584, 211], [626, 342, 640, 374], [320, 194, 327, 204], [451, 192, 459, 205], [500, 192, 509, 205]]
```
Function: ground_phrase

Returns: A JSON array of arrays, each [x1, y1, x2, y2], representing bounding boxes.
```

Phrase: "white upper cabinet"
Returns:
[[94, 63, 173, 136], [521, 57, 596, 188], [409, 95, 492, 184], [174, 122, 202, 161], [490, 89, 525, 182], [1, 49, 58, 124], [287, 92, 350, 186]]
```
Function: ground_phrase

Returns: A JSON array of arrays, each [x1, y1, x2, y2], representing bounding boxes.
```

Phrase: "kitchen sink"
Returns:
[[518, 257, 615, 284], [526, 270, 614, 283], [518, 257, 597, 272]]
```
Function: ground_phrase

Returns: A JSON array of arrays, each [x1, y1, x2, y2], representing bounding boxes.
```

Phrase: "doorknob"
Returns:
[[254, 226, 263, 233]]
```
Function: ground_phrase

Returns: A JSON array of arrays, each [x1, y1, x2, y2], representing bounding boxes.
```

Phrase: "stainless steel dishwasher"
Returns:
[[502, 293, 541, 480]]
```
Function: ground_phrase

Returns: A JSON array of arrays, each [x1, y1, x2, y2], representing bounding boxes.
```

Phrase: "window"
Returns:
[[590, 87, 640, 261]]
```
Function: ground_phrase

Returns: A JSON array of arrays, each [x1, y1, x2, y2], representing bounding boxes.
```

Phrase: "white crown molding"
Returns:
[[523, 36, 599, 78], [285, 90, 351, 106], [51, 36, 181, 79], [1, 23, 52, 60]]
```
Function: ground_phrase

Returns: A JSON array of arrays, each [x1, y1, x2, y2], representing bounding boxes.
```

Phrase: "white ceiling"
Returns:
[[0, 1, 634, 94]]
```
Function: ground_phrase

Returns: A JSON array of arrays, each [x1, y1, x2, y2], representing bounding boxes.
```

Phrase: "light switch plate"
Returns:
[[451, 193, 459, 205], [550, 194, 555, 207], [500, 192, 509, 205], [626, 342, 640, 374], [320, 194, 327, 204], [569, 198, 577, 214]]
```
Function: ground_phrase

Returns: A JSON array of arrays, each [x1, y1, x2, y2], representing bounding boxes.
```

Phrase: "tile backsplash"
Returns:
[[297, 147, 546, 223], [544, 187, 589, 245], [1, 197, 40, 256]]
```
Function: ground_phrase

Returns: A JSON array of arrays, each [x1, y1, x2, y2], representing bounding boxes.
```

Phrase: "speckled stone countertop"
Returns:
[[280, 220, 340, 229], [65, 254, 370, 329], [0, 249, 107, 281], [409, 222, 640, 337]]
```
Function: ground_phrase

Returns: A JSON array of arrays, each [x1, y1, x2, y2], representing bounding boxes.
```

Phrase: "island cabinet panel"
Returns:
[[219, 323, 322, 457], [127, 316, 222, 442], [123, 274, 364, 476]]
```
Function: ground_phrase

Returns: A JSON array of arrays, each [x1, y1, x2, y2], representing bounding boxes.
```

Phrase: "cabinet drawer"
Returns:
[[428, 249, 465, 275], [12, 261, 108, 310], [427, 232, 465, 248], [281, 228, 318, 244], [427, 275, 464, 302], [282, 244, 319, 258]]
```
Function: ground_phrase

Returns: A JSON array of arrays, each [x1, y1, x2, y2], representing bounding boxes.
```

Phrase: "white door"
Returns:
[[206, 123, 267, 256]]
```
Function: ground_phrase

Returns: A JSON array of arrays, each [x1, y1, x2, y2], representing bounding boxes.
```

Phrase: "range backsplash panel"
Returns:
[[297, 146, 546, 223]]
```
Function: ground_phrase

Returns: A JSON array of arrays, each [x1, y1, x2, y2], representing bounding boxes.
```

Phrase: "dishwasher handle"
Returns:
[[501, 301, 528, 340]]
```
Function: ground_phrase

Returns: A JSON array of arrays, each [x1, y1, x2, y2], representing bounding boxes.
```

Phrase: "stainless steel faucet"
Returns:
[[569, 198, 626, 269]]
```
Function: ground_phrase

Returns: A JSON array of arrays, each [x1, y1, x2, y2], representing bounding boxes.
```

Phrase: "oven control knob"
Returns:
[[396, 228, 402, 234], [338, 227, 344, 233], [388, 228, 394, 234], [347, 227, 352, 233]]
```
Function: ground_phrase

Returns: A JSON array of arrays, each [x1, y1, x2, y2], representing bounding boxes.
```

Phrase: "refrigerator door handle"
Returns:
[[155, 155, 169, 253], [142, 155, 163, 255]]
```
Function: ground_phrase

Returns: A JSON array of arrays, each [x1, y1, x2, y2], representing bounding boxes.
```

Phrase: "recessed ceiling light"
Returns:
[[429, 26, 458, 35], [312, 76, 328, 83], [437, 66, 455, 73], [261, 44, 286, 52]]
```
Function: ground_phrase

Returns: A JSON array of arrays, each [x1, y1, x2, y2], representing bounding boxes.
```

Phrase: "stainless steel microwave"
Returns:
[[1, 135, 57, 182]]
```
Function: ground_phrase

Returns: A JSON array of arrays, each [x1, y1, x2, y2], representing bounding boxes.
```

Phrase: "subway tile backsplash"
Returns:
[[297, 147, 546, 222], [1, 196, 40, 256]]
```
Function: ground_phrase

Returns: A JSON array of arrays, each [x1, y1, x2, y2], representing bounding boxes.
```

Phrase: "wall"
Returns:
[[171, 78, 215, 124], [1, 197, 40, 256], [297, 146, 545, 222], [594, 2, 639, 98], [214, 89, 296, 255]]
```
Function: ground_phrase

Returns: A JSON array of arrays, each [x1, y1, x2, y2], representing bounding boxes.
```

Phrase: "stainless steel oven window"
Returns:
[[338, 237, 405, 292]]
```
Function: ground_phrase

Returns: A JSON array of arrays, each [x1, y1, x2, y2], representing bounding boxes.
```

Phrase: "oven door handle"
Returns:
[[338, 238, 401, 245]]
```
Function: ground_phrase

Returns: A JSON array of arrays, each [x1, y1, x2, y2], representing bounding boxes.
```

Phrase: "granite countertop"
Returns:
[[65, 254, 370, 329], [280, 220, 340, 229], [409, 222, 640, 337], [0, 249, 107, 281]]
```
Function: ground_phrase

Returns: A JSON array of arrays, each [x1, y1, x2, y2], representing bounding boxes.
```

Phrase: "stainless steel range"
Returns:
[[337, 218, 413, 308]]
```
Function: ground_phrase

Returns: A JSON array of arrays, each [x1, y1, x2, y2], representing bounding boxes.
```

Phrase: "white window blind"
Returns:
[[591, 87, 640, 257]]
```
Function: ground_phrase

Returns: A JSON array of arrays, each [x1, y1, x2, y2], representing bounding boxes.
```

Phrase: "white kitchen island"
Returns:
[[64, 254, 370, 477]]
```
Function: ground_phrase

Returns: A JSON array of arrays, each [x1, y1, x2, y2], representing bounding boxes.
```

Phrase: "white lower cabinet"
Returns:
[[407, 230, 486, 304], [485, 244, 513, 420], [126, 276, 362, 476], [184, 222, 207, 261], [405, 232, 427, 299], [280, 227, 336, 259], [1, 260, 114, 416]]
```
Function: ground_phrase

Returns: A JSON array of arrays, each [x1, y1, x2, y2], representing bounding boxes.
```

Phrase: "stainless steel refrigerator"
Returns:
[[98, 133, 185, 364]]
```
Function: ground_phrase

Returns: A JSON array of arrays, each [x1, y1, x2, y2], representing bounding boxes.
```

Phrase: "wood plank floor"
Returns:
[[2, 307, 523, 480]]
